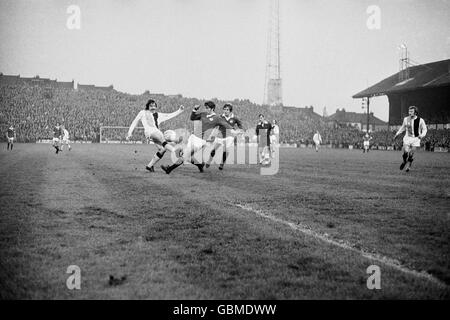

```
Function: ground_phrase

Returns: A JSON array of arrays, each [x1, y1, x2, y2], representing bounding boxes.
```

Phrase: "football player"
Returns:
[[52, 123, 62, 154], [394, 106, 427, 172], [363, 133, 372, 153], [127, 99, 185, 172], [6, 125, 16, 151], [161, 101, 238, 174], [256, 114, 272, 164], [205, 103, 245, 170]]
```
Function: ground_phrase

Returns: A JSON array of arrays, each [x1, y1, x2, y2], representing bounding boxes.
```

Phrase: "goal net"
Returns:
[[99, 126, 150, 144]]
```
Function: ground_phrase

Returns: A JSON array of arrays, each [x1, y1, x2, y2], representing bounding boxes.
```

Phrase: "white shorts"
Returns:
[[52, 137, 60, 143], [403, 136, 421, 148], [186, 134, 207, 153], [62, 138, 69, 144], [7, 137, 14, 143], [363, 141, 370, 147], [313, 140, 320, 146], [215, 136, 234, 149], [144, 127, 164, 144]]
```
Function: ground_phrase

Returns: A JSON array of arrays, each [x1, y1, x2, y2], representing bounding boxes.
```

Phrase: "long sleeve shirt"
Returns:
[[128, 109, 183, 137], [190, 111, 234, 139], [396, 116, 427, 139]]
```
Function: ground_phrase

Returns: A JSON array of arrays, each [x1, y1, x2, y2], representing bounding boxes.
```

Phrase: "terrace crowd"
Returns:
[[0, 82, 449, 150]]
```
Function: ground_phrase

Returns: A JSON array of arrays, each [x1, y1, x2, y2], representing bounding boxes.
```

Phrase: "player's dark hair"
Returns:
[[204, 101, 216, 110], [223, 103, 233, 112], [409, 106, 418, 116], [258, 114, 264, 118], [146, 99, 157, 110]]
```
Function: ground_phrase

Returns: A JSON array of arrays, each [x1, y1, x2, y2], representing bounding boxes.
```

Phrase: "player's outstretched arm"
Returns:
[[127, 111, 142, 139], [158, 105, 185, 124], [190, 105, 202, 121]]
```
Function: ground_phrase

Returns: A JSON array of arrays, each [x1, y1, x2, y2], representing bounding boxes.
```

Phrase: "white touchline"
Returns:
[[235, 203, 447, 288]]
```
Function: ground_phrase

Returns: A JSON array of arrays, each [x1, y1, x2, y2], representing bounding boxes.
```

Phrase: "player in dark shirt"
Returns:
[[206, 103, 245, 170], [6, 125, 16, 151], [161, 101, 235, 174], [52, 122, 63, 154], [256, 114, 272, 163]]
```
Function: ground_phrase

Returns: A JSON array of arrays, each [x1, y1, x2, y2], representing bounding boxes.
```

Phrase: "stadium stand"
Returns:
[[1, 75, 449, 149]]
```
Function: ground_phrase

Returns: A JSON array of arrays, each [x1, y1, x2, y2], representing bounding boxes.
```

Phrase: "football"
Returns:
[[163, 130, 177, 142]]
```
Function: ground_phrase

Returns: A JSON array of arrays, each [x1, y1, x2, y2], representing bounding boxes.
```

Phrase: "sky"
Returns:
[[0, 0, 449, 121]]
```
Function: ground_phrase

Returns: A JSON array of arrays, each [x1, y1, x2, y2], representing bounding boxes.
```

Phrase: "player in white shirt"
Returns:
[[394, 106, 427, 172], [60, 127, 71, 151], [126, 99, 185, 172], [362, 133, 372, 153], [313, 131, 322, 152], [6, 125, 16, 151], [270, 120, 280, 158]]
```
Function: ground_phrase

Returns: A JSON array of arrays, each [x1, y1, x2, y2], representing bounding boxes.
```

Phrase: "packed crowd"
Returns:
[[1, 82, 449, 149]]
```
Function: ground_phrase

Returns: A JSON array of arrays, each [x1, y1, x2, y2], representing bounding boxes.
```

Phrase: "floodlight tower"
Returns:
[[263, 0, 283, 108], [398, 44, 410, 81]]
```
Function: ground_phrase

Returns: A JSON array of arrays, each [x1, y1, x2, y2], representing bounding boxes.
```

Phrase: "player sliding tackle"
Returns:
[[394, 106, 427, 172], [126, 99, 185, 172], [161, 101, 241, 174]]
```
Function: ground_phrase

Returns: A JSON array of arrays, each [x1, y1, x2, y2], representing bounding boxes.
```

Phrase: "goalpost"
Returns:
[[99, 126, 152, 144]]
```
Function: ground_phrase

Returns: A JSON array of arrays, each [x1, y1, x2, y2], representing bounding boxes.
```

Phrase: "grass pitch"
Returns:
[[0, 143, 449, 299]]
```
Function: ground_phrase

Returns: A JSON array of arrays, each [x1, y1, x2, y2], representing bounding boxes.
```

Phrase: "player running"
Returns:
[[256, 114, 272, 164], [313, 130, 322, 152], [52, 123, 63, 154], [394, 106, 427, 172], [6, 125, 16, 151], [60, 126, 71, 151], [161, 101, 237, 174], [126, 99, 185, 172], [362, 133, 372, 153], [205, 103, 245, 170]]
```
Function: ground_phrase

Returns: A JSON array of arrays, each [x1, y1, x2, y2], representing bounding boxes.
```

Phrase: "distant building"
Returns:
[[327, 109, 387, 132], [77, 83, 114, 91], [353, 59, 450, 129], [0, 73, 74, 89]]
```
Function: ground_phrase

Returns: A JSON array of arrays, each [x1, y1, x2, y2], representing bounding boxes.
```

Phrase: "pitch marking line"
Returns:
[[235, 203, 447, 288]]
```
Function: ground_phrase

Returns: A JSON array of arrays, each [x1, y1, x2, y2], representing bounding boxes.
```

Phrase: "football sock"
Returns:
[[7, 143, 9, 150], [167, 158, 184, 173], [11, 144, 13, 150], [402, 152, 408, 163], [222, 151, 228, 165], [148, 151, 165, 167]]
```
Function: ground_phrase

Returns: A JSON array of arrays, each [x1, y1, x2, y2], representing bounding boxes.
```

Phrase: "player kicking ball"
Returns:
[[127, 99, 185, 172], [394, 106, 427, 172], [6, 125, 16, 151], [161, 101, 238, 174]]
